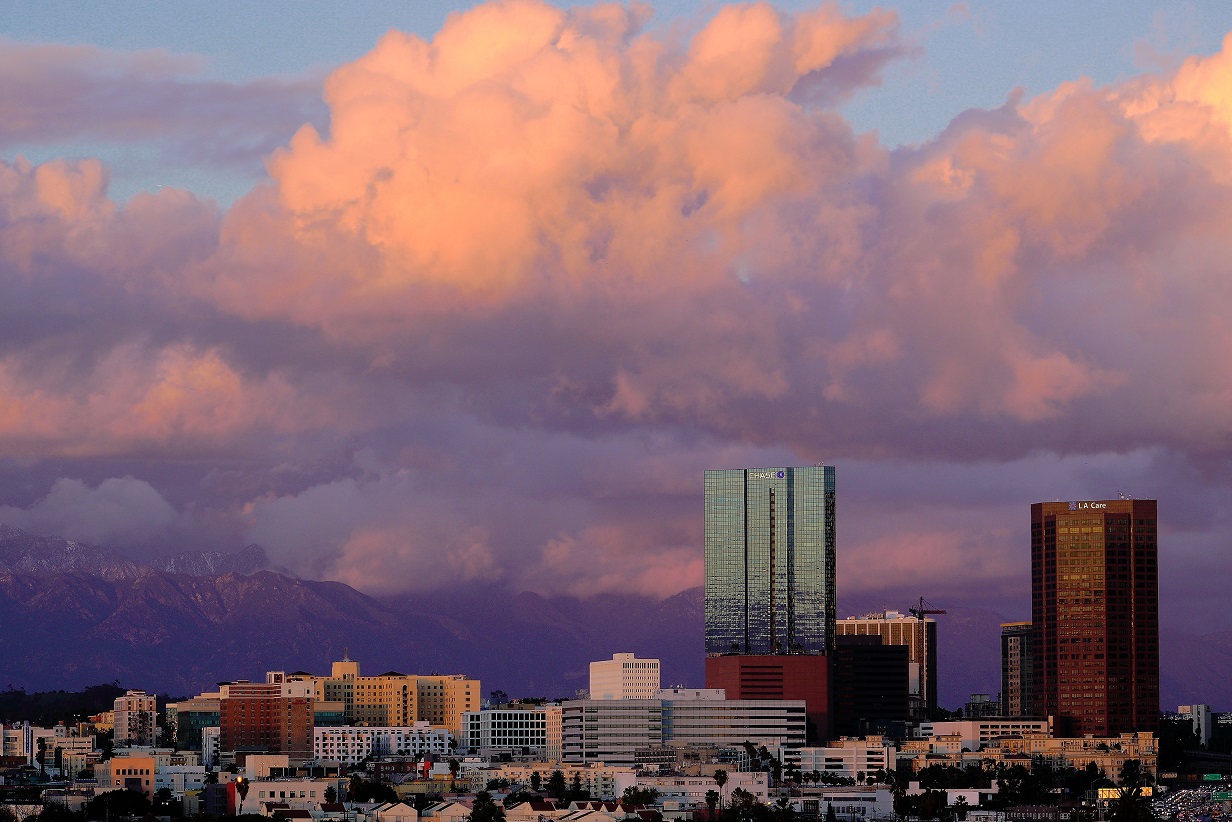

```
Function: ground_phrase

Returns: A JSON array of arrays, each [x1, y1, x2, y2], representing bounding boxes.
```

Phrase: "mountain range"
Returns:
[[0, 523, 1226, 711]]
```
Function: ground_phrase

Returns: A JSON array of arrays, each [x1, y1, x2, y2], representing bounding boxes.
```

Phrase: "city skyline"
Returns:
[[5, 1, 1232, 639]]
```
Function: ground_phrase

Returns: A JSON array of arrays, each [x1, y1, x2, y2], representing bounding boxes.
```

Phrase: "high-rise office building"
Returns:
[[1031, 499, 1159, 736], [835, 611, 937, 719], [704, 466, 836, 656], [1000, 622, 1035, 718]]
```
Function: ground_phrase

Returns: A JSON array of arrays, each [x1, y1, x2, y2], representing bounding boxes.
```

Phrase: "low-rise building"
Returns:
[[247, 777, 346, 811], [314, 723, 451, 765], [634, 771, 769, 804], [796, 787, 895, 821], [480, 763, 639, 800], [788, 736, 897, 783], [917, 720, 1052, 752], [898, 731, 1157, 781], [155, 765, 210, 795], [97, 755, 156, 799]]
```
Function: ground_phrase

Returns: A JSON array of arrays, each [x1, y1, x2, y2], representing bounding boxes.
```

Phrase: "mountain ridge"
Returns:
[[0, 524, 1224, 710]]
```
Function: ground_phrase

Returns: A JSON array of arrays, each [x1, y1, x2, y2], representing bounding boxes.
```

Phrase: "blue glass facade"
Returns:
[[704, 466, 836, 656]]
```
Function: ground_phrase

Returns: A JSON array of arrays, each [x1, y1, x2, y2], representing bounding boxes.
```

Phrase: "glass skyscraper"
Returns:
[[704, 466, 836, 656]]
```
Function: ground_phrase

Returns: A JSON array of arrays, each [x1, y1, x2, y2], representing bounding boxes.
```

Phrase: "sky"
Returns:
[[3, 1, 1232, 631]]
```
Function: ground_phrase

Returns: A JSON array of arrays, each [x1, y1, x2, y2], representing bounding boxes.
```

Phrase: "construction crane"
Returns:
[[909, 596, 947, 620], [906, 598, 951, 719]]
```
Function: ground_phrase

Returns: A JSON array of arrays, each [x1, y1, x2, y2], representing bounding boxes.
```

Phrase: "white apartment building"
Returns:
[[811, 787, 896, 820], [114, 690, 158, 747], [201, 727, 220, 768], [787, 737, 897, 782], [561, 691, 806, 766], [314, 723, 451, 765], [483, 763, 639, 800], [462, 707, 547, 757], [635, 771, 769, 804], [589, 654, 661, 700], [155, 766, 209, 796], [44, 735, 96, 776], [248, 777, 346, 811], [917, 719, 1051, 752]]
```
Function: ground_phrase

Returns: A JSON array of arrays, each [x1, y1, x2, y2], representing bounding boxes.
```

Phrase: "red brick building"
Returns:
[[219, 682, 313, 760]]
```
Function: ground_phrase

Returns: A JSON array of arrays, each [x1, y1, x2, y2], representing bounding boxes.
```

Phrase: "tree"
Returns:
[[470, 791, 504, 822], [489, 690, 510, 706], [953, 797, 970, 821], [565, 772, 590, 802], [825, 805, 837, 822], [714, 769, 728, 817], [1107, 787, 1153, 822], [324, 786, 338, 803], [547, 770, 567, 799], [449, 758, 461, 791], [622, 787, 660, 806], [1118, 760, 1143, 788], [705, 790, 720, 818], [85, 789, 152, 820], [530, 771, 542, 792], [153, 786, 183, 818], [349, 776, 398, 804], [504, 791, 537, 808], [236, 776, 250, 815], [917, 790, 947, 821], [727, 788, 761, 822]]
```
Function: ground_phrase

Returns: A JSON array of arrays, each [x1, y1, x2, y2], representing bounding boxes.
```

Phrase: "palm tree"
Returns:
[[714, 769, 728, 819], [1107, 787, 1153, 822], [235, 776, 250, 815], [705, 790, 720, 819]]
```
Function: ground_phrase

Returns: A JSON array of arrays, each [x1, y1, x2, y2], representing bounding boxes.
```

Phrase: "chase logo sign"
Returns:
[[750, 470, 787, 480]]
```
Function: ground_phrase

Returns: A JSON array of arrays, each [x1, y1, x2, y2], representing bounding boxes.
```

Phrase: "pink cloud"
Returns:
[[7, 3, 1232, 604]]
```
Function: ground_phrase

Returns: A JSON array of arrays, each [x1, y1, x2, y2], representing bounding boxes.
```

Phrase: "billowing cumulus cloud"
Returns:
[[4, 2, 1232, 624]]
